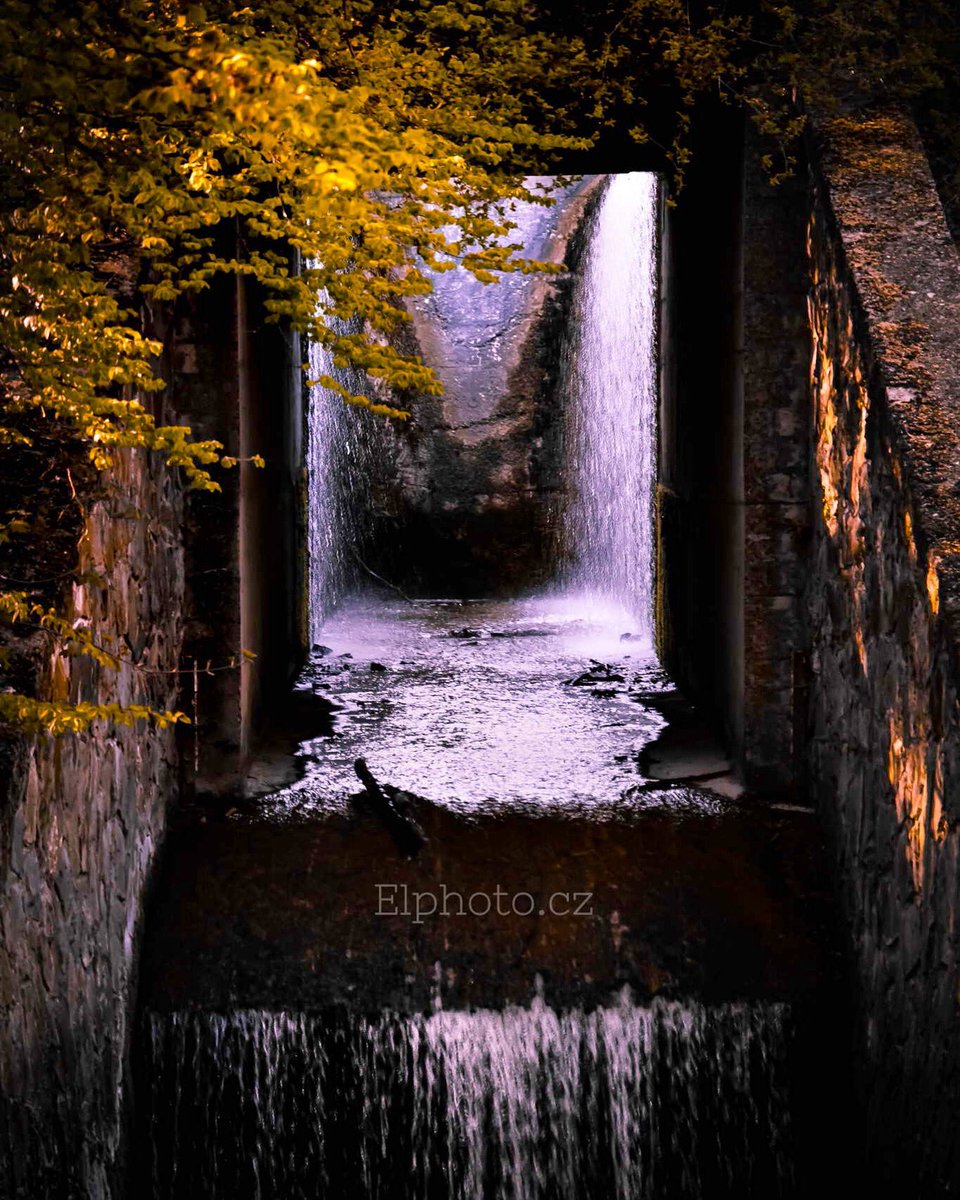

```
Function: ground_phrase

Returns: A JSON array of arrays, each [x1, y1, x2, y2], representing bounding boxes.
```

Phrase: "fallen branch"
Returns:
[[353, 757, 427, 857], [349, 548, 415, 604]]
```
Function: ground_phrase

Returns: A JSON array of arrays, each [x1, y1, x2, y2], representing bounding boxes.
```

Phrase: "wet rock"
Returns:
[[639, 738, 733, 783], [634, 683, 741, 800], [140, 780, 840, 1013], [346, 177, 605, 597]]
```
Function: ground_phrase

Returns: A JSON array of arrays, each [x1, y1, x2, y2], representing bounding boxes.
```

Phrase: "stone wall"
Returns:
[[658, 105, 812, 793], [740, 135, 812, 793], [805, 107, 960, 1191], [0, 448, 183, 1199], [658, 102, 960, 1183]]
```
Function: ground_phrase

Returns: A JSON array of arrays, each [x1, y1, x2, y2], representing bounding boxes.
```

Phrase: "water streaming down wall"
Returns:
[[558, 174, 658, 631], [139, 997, 794, 1199], [306, 322, 382, 640]]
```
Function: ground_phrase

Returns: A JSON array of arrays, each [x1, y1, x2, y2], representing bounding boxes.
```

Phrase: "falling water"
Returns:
[[139, 996, 795, 1199], [559, 173, 658, 633], [306, 316, 388, 640], [306, 333, 358, 637]]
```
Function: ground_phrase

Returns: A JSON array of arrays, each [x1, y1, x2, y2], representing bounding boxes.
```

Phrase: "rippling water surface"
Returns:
[[262, 594, 696, 820]]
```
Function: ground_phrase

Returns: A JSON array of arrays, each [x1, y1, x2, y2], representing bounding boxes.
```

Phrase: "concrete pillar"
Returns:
[[658, 104, 812, 795], [171, 254, 305, 797]]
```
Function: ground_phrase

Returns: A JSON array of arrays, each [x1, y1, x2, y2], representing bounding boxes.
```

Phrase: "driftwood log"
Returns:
[[353, 758, 428, 857]]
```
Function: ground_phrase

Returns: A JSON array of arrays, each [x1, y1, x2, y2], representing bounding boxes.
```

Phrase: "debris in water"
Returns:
[[352, 757, 427, 856], [565, 661, 626, 687]]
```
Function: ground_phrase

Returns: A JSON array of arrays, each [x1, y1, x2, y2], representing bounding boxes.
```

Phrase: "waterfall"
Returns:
[[559, 173, 658, 633], [139, 997, 795, 1199], [307, 176, 658, 631], [306, 321, 381, 640]]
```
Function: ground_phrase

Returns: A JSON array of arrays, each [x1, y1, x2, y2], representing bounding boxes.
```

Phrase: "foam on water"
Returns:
[[263, 596, 676, 819]]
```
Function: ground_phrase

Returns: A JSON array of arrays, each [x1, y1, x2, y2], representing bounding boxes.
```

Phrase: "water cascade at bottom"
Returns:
[[139, 995, 795, 1200]]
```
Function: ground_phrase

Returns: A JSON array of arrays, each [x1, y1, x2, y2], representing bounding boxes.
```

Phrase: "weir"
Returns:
[[137, 172, 846, 1197], [140, 999, 793, 1200]]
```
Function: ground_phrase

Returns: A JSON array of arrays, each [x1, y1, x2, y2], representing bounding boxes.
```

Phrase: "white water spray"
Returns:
[[142, 997, 794, 1200], [306, 334, 346, 635], [306, 316, 383, 641], [559, 173, 658, 634]]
